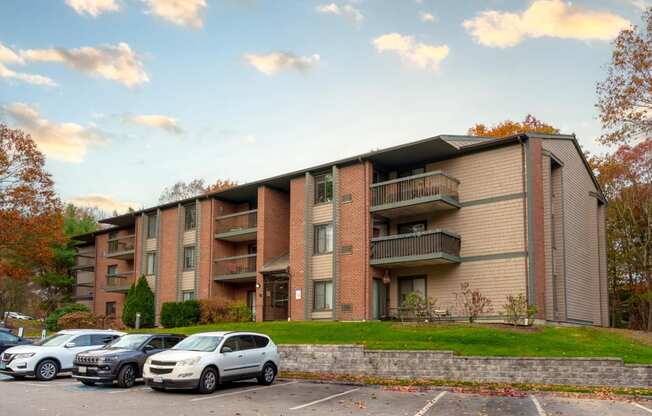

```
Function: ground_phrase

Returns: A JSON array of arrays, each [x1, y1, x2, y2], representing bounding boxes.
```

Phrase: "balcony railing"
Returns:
[[370, 230, 461, 266], [107, 235, 135, 258], [213, 254, 257, 280], [215, 210, 258, 241], [370, 171, 460, 212], [104, 271, 135, 292]]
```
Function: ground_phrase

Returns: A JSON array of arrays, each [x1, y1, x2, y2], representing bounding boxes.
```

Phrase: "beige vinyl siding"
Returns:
[[181, 270, 194, 291], [542, 139, 602, 325], [76, 270, 94, 286], [389, 258, 527, 314], [145, 238, 157, 251], [312, 203, 333, 223], [183, 230, 196, 246], [426, 144, 524, 202], [311, 254, 333, 279], [146, 276, 156, 290]]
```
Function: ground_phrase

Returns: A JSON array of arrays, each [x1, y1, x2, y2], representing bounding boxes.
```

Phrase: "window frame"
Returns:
[[182, 291, 195, 301], [313, 223, 334, 255], [107, 265, 118, 277], [146, 252, 157, 275], [314, 172, 333, 204], [146, 213, 157, 239], [313, 280, 333, 312], [105, 301, 116, 318], [184, 204, 196, 231], [183, 246, 196, 271], [397, 275, 427, 305], [397, 220, 427, 235]]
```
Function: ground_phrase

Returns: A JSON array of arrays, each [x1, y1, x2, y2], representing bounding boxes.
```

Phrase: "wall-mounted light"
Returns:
[[256, 283, 261, 288]]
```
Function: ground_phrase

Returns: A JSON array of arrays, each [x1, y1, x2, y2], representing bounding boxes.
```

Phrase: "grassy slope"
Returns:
[[140, 321, 652, 364]]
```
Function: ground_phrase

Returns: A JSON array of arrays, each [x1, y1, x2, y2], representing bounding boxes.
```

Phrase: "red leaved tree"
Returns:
[[468, 114, 559, 138]]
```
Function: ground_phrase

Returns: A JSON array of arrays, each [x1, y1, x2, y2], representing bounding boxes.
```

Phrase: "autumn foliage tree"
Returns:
[[597, 9, 652, 145], [0, 125, 63, 316], [158, 178, 237, 204], [468, 114, 559, 137]]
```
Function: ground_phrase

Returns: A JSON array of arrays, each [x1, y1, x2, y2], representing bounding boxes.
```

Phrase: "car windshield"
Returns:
[[172, 336, 221, 352], [35, 334, 75, 347], [106, 334, 150, 350]]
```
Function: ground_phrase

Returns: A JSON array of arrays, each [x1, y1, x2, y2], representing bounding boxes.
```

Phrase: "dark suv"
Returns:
[[72, 333, 184, 388]]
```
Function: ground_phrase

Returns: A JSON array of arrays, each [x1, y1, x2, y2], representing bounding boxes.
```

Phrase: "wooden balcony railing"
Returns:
[[215, 210, 258, 235], [214, 254, 257, 278], [107, 235, 135, 254], [370, 230, 461, 263], [370, 171, 459, 208]]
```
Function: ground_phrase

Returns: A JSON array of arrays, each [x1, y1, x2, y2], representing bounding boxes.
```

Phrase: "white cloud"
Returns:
[[463, 0, 631, 48], [65, 0, 120, 17], [316, 3, 364, 25], [373, 33, 449, 71], [628, 0, 651, 11], [3, 102, 108, 163], [19, 42, 148, 87], [142, 0, 207, 28], [243, 52, 320, 75], [0, 42, 24, 64], [420, 12, 437, 23], [68, 194, 136, 214], [0, 63, 57, 87], [129, 114, 183, 134]]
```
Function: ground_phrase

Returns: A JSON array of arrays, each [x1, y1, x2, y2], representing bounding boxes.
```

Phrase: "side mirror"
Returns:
[[143, 344, 155, 352], [64, 342, 76, 348], [221, 346, 232, 353]]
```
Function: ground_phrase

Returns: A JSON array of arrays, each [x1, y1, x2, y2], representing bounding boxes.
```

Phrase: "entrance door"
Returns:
[[373, 279, 389, 320], [247, 290, 256, 321], [263, 274, 289, 321]]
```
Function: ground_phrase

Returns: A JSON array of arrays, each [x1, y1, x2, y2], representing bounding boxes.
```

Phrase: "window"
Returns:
[[398, 276, 426, 305], [314, 223, 333, 255], [107, 265, 118, 277], [71, 335, 92, 347], [146, 253, 156, 275], [0, 332, 18, 342], [253, 335, 269, 348], [146, 213, 157, 238], [184, 204, 196, 231], [237, 335, 257, 350], [183, 246, 195, 271], [165, 337, 183, 348], [398, 167, 425, 178], [105, 301, 116, 318], [182, 291, 194, 301], [221, 336, 238, 352], [398, 221, 427, 234], [91, 334, 118, 345], [313, 280, 333, 311], [314, 173, 333, 204], [145, 337, 164, 350]]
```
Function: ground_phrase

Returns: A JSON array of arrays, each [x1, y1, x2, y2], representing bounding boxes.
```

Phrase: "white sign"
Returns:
[[295, 288, 302, 300]]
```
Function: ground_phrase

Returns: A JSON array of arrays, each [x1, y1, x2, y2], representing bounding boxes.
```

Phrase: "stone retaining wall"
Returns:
[[278, 345, 652, 388]]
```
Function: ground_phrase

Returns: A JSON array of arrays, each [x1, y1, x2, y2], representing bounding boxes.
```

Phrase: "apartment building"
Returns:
[[73, 132, 608, 326]]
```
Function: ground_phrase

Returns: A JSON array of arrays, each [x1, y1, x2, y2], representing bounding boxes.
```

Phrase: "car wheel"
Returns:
[[80, 380, 95, 386], [197, 367, 218, 394], [117, 364, 137, 388], [35, 359, 58, 381], [257, 363, 276, 385]]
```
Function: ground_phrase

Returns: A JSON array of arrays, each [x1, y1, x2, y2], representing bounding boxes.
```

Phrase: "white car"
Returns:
[[143, 331, 279, 394], [0, 329, 125, 381], [4, 312, 34, 321]]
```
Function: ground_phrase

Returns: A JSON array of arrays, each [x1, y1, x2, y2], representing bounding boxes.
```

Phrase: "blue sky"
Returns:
[[0, 0, 647, 213]]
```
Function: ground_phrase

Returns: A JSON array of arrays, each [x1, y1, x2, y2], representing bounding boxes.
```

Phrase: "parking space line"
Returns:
[[413, 391, 447, 416], [190, 380, 299, 402], [530, 395, 546, 416], [289, 387, 360, 411], [635, 403, 652, 414], [108, 387, 150, 394]]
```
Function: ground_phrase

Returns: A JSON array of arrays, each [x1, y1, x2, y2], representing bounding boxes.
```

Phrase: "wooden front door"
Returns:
[[263, 274, 289, 321]]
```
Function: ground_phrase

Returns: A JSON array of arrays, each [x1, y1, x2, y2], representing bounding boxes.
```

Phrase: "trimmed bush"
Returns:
[[199, 299, 253, 323], [57, 311, 99, 329], [46, 304, 90, 331], [160, 300, 201, 328], [122, 275, 155, 328]]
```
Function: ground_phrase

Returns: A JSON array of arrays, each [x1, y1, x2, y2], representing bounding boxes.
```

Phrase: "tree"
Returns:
[[597, 9, 651, 145], [0, 125, 63, 319], [468, 114, 559, 137], [158, 178, 237, 204], [122, 276, 155, 328], [591, 138, 652, 330]]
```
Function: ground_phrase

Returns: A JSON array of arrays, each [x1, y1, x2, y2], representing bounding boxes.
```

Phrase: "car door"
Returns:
[[0, 331, 20, 354], [237, 335, 262, 374], [219, 336, 248, 378], [61, 334, 94, 369]]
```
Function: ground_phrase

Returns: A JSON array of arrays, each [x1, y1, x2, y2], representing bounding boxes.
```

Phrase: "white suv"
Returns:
[[0, 329, 125, 381], [143, 331, 279, 394]]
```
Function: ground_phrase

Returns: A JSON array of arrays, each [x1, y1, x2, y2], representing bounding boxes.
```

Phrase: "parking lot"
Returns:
[[1, 374, 651, 415]]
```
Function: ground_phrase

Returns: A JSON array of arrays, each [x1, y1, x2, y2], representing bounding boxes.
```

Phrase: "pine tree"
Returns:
[[122, 275, 155, 328]]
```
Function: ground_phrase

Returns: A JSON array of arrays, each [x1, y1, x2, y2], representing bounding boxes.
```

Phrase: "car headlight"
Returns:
[[176, 357, 201, 366], [98, 355, 118, 364], [13, 353, 35, 359]]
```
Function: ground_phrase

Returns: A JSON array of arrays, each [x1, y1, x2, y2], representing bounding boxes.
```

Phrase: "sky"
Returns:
[[0, 0, 648, 213]]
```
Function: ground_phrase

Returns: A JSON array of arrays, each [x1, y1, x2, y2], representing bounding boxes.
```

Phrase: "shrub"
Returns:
[[46, 304, 90, 331], [501, 294, 538, 326], [199, 299, 252, 323], [122, 276, 155, 328], [400, 292, 438, 322], [160, 300, 201, 328], [455, 282, 493, 323], [57, 311, 99, 329], [227, 302, 253, 322]]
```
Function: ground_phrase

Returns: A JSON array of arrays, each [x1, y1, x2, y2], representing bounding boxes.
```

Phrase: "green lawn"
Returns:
[[139, 321, 652, 364]]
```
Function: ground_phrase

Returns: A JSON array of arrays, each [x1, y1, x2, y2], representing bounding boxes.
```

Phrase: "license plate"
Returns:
[[78, 366, 86, 374], [0, 362, 5, 370], [153, 376, 163, 383]]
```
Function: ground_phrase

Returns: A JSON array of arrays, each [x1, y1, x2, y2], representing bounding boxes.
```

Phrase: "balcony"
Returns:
[[370, 229, 461, 267], [370, 171, 460, 218], [103, 271, 135, 293], [214, 254, 257, 282], [215, 210, 258, 242], [106, 235, 135, 260]]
